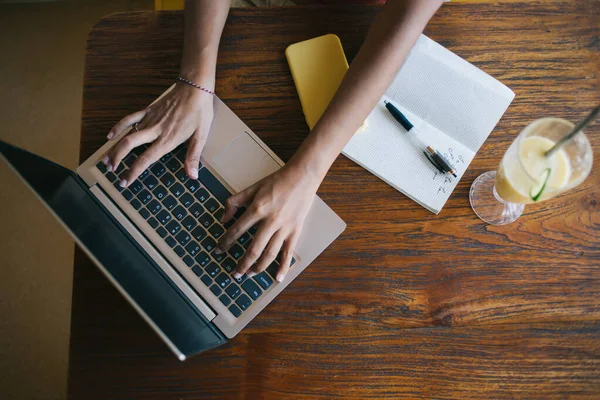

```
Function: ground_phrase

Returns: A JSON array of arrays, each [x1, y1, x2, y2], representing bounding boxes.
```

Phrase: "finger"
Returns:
[[107, 109, 147, 140], [221, 184, 259, 225], [216, 193, 261, 253], [233, 223, 278, 278], [122, 141, 165, 187], [276, 228, 301, 282], [105, 127, 159, 173], [248, 228, 287, 277], [184, 133, 207, 179]]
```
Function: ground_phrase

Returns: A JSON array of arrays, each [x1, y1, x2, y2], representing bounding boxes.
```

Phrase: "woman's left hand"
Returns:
[[215, 162, 321, 282]]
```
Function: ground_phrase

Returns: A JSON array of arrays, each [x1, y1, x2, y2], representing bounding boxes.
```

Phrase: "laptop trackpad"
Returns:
[[211, 132, 281, 192]]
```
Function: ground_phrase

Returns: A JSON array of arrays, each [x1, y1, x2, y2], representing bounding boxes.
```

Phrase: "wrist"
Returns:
[[179, 49, 217, 89], [287, 146, 334, 187]]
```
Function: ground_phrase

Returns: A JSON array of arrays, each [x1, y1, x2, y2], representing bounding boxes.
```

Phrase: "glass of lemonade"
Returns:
[[470, 117, 593, 225]]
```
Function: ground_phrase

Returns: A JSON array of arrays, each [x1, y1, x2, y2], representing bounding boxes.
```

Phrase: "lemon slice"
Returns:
[[530, 168, 551, 202]]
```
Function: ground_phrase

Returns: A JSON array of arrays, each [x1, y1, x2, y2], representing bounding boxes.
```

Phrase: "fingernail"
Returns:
[[102, 156, 110, 165], [214, 248, 222, 255], [276, 273, 285, 282], [233, 272, 242, 279], [107, 163, 113, 172], [190, 168, 198, 179], [107, 132, 114, 139], [247, 271, 256, 278], [119, 179, 127, 188]]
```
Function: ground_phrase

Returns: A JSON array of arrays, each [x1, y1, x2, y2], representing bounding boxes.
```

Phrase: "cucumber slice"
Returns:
[[530, 168, 551, 202]]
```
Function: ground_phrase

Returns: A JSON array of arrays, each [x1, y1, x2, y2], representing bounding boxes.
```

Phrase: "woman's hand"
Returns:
[[215, 162, 322, 282], [102, 82, 214, 187]]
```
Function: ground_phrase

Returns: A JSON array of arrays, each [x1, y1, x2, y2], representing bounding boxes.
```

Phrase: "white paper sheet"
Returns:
[[342, 34, 515, 214]]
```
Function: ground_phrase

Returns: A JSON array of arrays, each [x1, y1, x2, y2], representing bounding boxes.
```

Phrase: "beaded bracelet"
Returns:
[[176, 76, 215, 96]]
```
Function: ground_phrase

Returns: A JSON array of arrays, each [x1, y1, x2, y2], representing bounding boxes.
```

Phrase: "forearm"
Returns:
[[290, 0, 444, 181], [179, 0, 231, 87]]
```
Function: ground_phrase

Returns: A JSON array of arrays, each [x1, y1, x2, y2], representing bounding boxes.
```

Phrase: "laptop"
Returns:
[[0, 85, 346, 360]]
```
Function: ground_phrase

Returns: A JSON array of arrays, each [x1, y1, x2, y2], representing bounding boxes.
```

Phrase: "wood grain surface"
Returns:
[[70, 2, 600, 398]]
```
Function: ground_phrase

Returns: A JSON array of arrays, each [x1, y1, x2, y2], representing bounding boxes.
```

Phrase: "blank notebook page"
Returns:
[[342, 35, 515, 214]]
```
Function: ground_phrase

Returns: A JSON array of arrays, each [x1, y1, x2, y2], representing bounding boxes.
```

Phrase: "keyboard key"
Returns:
[[194, 188, 209, 203], [132, 145, 146, 156], [147, 199, 162, 215], [169, 182, 185, 197], [195, 251, 211, 267], [291, 257, 296, 267], [113, 180, 124, 192], [175, 168, 188, 183], [162, 195, 177, 211], [172, 205, 187, 221], [114, 162, 125, 175], [156, 227, 168, 238], [184, 179, 200, 193], [147, 217, 159, 229], [228, 244, 244, 260], [181, 215, 197, 231], [189, 203, 205, 219], [160, 172, 176, 188], [191, 226, 207, 242], [157, 210, 172, 225], [106, 172, 117, 182], [137, 189, 152, 205], [150, 163, 166, 178], [214, 208, 224, 222], [130, 198, 142, 210], [215, 273, 231, 289], [143, 175, 158, 190], [139, 208, 150, 219], [122, 188, 133, 201], [219, 294, 232, 307], [185, 241, 201, 257], [238, 232, 251, 246], [210, 284, 222, 296], [205, 198, 219, 214], [254, 272, 273, 290], [241, 279, 262, 300], [166, 220, 181, 236], [165, 236, 176, 248], [235, 294, 252, 311], [225, 283, 241, 299], [96, 162, 107, 173], [228, 304, 242, 318], [266, 262, 278, 279], [201, 237, 217, 252], [224, 218, 236, 229], [204, 262, 220, 278], [243, 238, 252, 250], [175, 147, 187, 163], [234, 274, 247, 284], [124, 154, 136, 167], [138, 169, 150, 181], [222, 257, 236, 274], [129, 180, 143, 195], [153, 185, 168, 200], [212, 249, 226, 263], [198, 167, 231, 205], [159, 152, 172, 163], [182, 255, 194, 267], [165, 157, 180, 173], [200, 273, 211, 285], [208, 224, 225, 239], [199, 213, 214, 228], [175, 231, 191, 246], [180, 193, 194, 208], [174, 245, 185, 257], [234, 207, 246, 219]]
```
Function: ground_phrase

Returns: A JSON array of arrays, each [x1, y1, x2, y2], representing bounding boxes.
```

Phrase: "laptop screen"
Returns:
[[0, 140, 227, 359]]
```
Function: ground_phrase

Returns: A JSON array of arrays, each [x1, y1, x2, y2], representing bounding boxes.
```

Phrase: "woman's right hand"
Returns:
[[102, 82, 214, 187]]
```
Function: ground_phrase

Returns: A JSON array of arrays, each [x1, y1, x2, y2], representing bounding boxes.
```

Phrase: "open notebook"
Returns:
[[287, 34, 515, 214]]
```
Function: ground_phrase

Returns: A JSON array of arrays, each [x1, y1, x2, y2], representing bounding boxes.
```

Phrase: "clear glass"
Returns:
[[470, 118, 593, 225]]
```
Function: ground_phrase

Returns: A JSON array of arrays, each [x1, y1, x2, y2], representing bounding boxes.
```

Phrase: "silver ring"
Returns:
[[133, 122, 139, 132]]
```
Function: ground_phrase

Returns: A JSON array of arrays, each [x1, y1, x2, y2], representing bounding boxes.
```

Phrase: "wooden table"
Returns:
[[69, 2, 600, 398]]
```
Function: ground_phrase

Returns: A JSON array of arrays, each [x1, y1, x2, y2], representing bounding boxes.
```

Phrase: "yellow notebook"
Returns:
[[285, 34, 350, 130]]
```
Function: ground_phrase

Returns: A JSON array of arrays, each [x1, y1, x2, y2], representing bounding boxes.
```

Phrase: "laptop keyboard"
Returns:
[[96, 145, 295, 318]]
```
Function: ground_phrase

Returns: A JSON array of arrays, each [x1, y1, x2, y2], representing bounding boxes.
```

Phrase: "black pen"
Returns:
[[384, 100, 457, 178]]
